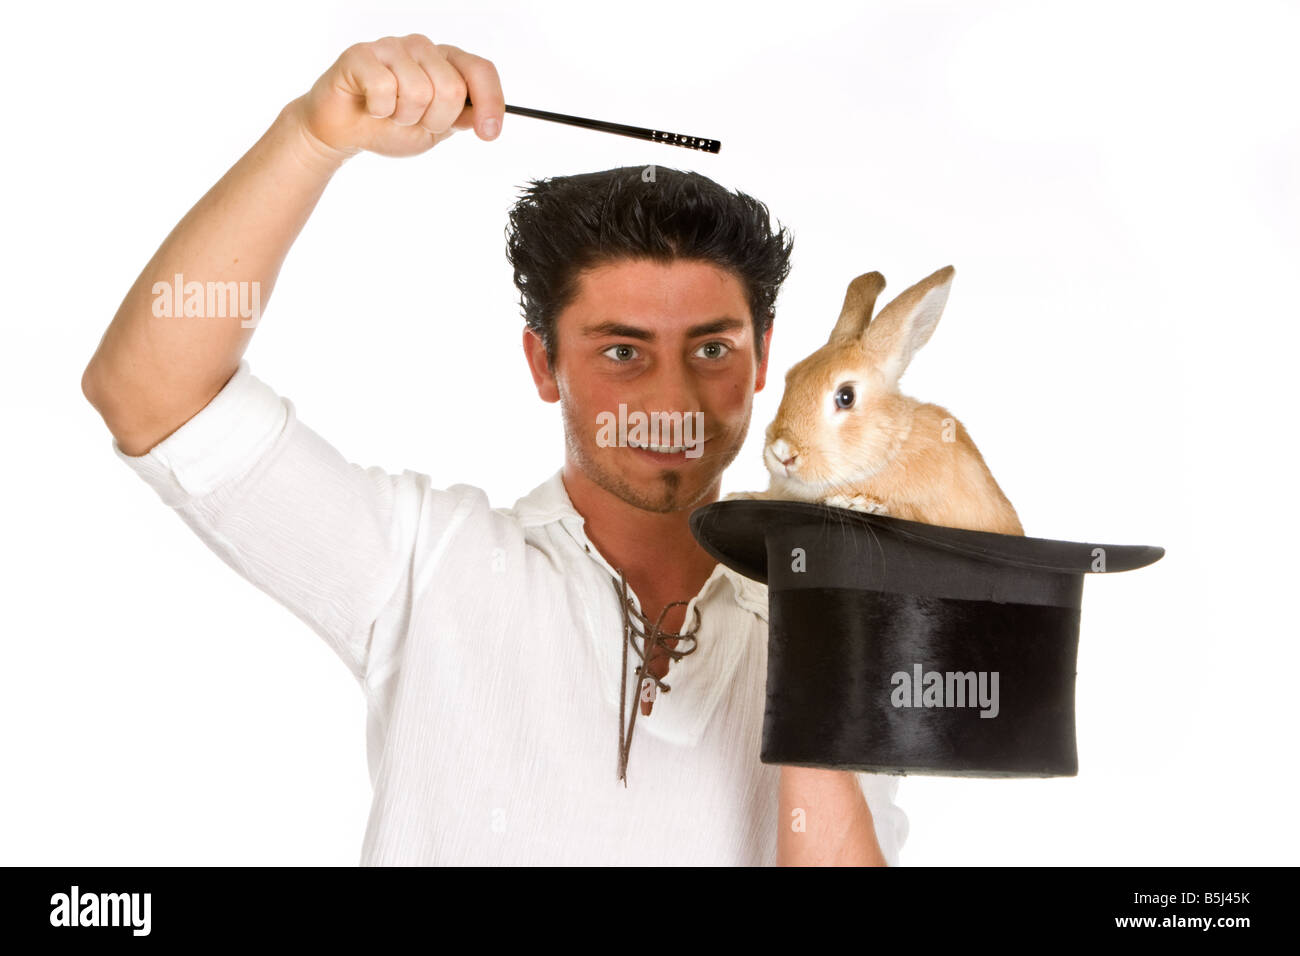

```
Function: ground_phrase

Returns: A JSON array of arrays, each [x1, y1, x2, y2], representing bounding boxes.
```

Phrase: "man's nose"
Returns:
[[641, 359, 703, 416]]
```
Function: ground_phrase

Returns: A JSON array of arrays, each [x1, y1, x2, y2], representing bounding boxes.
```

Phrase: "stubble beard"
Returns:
[[560, 393, 750, 515]]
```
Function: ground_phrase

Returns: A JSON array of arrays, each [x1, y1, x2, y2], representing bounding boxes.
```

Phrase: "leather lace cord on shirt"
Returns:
[[613, 567, 702, 787]]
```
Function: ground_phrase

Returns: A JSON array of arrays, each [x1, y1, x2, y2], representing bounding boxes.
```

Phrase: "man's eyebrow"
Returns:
[[580, 317, 747, 340]]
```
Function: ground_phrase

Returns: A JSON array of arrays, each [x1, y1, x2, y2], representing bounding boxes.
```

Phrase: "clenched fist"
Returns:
[[287, 34, 505, 160]]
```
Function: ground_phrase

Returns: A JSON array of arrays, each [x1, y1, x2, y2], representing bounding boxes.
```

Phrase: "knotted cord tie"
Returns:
[[613, 567, 702, 787]]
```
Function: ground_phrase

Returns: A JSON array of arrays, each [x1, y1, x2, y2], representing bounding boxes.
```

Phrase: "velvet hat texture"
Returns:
[[689, 499, 1165, 777]]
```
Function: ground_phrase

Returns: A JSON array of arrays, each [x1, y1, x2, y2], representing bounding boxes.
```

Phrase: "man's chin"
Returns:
[[606, 456, 723, 512]]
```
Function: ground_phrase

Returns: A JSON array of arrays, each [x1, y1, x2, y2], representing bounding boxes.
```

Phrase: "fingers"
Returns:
[[369, 36, 437, 127], [360, 36, 502, 140], [314, 35, 503, 155], [408, 39, 470, 136], [335, 43, 400, 119], [439, 43, 505, 140]]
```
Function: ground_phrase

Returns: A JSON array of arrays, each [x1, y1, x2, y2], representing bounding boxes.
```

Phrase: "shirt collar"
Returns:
[[509, 467, 768, 615]]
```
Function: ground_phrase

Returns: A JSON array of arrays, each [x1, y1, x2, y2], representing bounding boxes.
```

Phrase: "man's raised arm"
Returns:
[[81, 35, 505, 454]]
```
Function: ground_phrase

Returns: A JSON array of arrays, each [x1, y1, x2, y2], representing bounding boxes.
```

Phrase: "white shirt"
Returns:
[[112, 359, 909, 865]]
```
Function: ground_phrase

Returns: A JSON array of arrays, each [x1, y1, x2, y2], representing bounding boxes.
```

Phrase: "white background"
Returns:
[[3, 0, 1296, 865]]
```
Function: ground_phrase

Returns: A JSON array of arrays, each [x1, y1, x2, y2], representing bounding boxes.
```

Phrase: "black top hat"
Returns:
[[688, 500, 1164, 777]]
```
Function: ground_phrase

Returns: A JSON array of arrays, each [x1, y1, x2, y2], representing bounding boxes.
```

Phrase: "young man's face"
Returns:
[[525, 257, 772, 513]]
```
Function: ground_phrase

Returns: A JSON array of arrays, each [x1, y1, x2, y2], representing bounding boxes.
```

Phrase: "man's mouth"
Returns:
[[627, 438, 707, 461], [629, 440, 688, 453]]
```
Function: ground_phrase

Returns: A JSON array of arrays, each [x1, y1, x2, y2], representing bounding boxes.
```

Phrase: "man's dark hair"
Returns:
[[505, 166, 794, 371]]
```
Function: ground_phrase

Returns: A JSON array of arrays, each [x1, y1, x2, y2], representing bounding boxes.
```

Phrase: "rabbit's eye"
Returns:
[[834, 385, 856, 410]]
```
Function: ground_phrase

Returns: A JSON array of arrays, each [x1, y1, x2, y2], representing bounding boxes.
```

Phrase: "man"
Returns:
[[81, 35, 907, 865]]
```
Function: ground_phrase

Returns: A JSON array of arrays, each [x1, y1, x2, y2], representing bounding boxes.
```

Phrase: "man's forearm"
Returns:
[[777, 766, 887, 866], [82, 97, 348, 455]]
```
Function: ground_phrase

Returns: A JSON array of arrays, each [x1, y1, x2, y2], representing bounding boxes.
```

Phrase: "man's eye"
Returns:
[[602, 344, 639, 362], [695, 341, 732, 360]]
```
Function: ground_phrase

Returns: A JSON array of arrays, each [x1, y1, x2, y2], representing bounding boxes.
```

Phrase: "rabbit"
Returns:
[[728, 265, 1024, 536]]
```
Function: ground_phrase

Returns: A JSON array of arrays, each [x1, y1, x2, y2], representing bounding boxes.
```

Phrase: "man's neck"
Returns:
[[561, 461, 720, 618]]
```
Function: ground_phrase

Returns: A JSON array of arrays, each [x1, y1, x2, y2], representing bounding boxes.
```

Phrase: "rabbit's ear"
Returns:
[[827, 271, 887, 344], [862, 265, 955, 386]]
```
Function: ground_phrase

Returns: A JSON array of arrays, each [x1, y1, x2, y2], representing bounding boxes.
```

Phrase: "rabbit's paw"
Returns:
[[825, 493, 889, 514], [723, 491, 765, 502]]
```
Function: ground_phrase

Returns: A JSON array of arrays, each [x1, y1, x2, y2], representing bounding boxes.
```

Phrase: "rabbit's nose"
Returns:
[[770, 438, 799, 472]]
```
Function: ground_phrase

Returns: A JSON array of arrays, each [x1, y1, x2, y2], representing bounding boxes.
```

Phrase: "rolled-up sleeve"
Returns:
[[858, 774, 909, 866], [111, 359, 438, 686]]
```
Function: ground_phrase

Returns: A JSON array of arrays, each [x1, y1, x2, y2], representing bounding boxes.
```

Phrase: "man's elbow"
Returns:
[[81, 356, 105, 409], [80, 358, 155, 456], [81, 354, 126, 425]]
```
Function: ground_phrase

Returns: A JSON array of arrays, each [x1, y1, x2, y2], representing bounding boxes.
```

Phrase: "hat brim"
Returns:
[[688, 499, 1165, 584]]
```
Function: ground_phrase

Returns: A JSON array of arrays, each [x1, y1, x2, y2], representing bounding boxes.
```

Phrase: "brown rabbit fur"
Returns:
[[734, 265, 1023, 536]]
